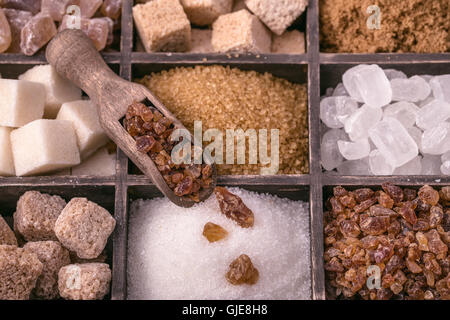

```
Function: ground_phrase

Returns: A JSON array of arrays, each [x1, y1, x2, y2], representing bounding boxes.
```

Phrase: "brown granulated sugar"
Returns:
[[320, 0, 450, 53], [139, 65, 309, 175]]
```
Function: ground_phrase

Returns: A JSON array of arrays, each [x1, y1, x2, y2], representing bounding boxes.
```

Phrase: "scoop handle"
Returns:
[[46, 29, 123, 103]]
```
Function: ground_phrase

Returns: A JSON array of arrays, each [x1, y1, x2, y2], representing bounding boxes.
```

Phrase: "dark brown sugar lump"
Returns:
[[320, 0, 450, 53], [0, 245, 43, 300], [14, 191, 66, 241], [23, 241, 71, 300]]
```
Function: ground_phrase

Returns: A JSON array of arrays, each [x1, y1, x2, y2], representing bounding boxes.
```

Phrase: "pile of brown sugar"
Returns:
[[320, 0, 450, 53]]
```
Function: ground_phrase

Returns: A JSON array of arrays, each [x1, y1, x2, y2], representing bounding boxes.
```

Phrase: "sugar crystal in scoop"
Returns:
[[429, 75, 450, 104], [343, 64, 392, 107], [416, 99, 450, 131], [20, 14, 57, 56], [390, 76, 431, 103], [421, 122, 450, 155], [344, 104, 382, 141], [1, 0, 41, 15], [320, 96, 358, 128], [3, 8, 32, 53], [0, 9, 12, 53], [368, 117, 418, 168]]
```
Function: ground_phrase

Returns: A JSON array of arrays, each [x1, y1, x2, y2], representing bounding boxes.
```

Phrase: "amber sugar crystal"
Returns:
[[214, 187, 254, 228], [202, 222, 228, 243], [226, 254, 259, 286]]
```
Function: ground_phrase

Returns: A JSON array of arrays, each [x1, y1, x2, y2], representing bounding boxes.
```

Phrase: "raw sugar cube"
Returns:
[[271, 30, 305, 54], [58, 263, 111, 300], [132, 0, 191, 52], [11, 119, 81, 176], [0, 8, 12, 53], [0, 245, 43, 300], [54, 198, 116, 259], [0, 127, 15, 176], [23, 241, 71, 299], [180, 0, 233, 26], [189, 28, 213, 53], [57, 100, 109, 159], [0, 215, 17, 246], [71, 147, 116, 176], [19, 65, 82, 118], [212, 9, 271, 53], [0, 79, 45, 127], [20, 13, 57, 56], [3, 8, 33, 53], [14, 191, 66, 241], [245, 0, 307, 35]]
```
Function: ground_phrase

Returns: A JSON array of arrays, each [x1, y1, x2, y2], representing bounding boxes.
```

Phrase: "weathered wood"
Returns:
[[45, 29, 217, 209]]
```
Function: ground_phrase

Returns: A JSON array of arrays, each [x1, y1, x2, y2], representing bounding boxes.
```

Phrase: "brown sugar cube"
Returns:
[[189, 28, 213, 53], [180, 0, 233, 26], [211, 9, 271, 53], [0, 245, 43, 300], [245, 0, 308, 35], [23, 241, 70, 299], [132, 0, 191, 52], [58, 263, 111, 300], [15, 191, 66, 241], [54, 198, 116, 259], [271, 30, 305, 54], [0, 215, 17, 246]]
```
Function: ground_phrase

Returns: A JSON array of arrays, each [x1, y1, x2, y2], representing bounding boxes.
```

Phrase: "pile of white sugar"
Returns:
[[127, 188, 311, 300]]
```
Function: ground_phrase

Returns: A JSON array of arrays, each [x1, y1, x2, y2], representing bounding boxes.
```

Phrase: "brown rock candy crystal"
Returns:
[[226, 254, 259, 285], [214, 187, 254, 228]]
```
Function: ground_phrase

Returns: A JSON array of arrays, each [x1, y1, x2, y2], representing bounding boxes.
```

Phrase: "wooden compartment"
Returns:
[[0, 0, 449, 301]]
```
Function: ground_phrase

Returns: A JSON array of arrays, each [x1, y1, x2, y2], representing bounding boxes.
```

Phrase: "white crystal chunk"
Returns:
[[416, 99, 450, 130], [383, 69, 407, 80], [429, 75, 450, 104], [337, 158, 371, 175], [337, 139, 371, 160], [369, 149, 394, 175], [393, 156, 422, 175], [421, 122, 450, 155], [421, 155, 442, 175], [320, 96, 359, 128], [383, 101, 420, 128], [390, 76, 431, 103], [321, 129, 348, 171], [344, 104, 382, 141]]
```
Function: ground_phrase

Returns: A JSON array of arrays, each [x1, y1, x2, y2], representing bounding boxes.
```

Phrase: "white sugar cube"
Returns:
[[19, 65, 82, 118], [10, 119, 80, 176], [0, 79, 45, 127], [71, 147, 116, 176], [0, 127, 15, 176], [368, 117, 418, 168], [57, 100, 109, 159]]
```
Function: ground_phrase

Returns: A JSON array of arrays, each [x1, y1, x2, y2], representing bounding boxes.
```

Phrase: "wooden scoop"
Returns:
[[46, 29, 216, 208]]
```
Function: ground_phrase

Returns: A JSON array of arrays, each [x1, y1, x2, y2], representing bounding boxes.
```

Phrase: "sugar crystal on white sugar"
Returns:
[[321, 129, 347, 171], [343, 64, 392, 107], [390, 76, 431, 103], [368, 117, 418, 168], [344, 104, 382, 141], [127, 188, 311, 300], [320, 96, 358, 128]]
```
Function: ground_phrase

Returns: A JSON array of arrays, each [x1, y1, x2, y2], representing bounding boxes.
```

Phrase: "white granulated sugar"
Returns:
[[127, 188, 311, 300]]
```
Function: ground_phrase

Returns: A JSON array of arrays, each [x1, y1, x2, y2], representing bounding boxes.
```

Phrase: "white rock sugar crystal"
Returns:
[[332, 83, 348, 96], [416, 99, 450, 131], [343, 64, 392, 107], [441, 161, 450, 175], [429, 75, 450, 103], [390, 76, 431, 103], [337, 139, 370, 160], [383, 101, 420, 128], [407, 126, 423, 151], [393, 156, 422, 175], [344, 104, 382, 141], [421, 155, 442, 175], [369, 149, 394, 175], [127, 188, 311, 300], [368, 117, 418, 168], [421, 122, 450, 155], [321, 129, 347, 171], [383, 69, 407, 80], [320, 96, 358, 128], [337, 158, 370, 175], [442, 151, 450, 163]]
